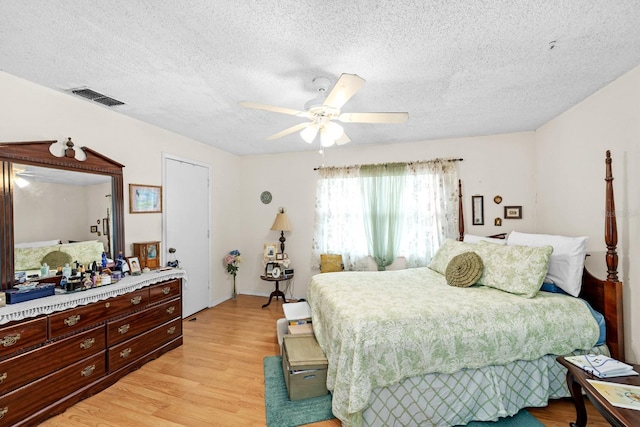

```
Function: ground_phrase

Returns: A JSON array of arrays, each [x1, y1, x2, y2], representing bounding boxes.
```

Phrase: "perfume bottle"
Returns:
[[116, 251, 124, 271], [40, 263, 50, 277], [62, 263, 72, 278], [101, 252, 108, 268]]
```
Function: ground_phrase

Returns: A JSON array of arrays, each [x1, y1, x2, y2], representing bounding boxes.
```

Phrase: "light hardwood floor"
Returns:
[[40, 295, 609, 426]]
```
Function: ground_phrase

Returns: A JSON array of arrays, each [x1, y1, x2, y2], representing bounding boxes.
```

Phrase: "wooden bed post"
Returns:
[[581, 150, 625, 362], [458, 179, 464, 241], [605, 150, 618, 282]]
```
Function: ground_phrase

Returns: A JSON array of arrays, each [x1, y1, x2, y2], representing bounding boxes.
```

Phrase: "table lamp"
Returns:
[[270, 208, 292, 254]]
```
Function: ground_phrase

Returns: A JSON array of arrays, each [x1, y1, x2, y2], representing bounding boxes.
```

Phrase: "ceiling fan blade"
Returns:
[[238, 101, 310, 118], [322, 74, 365, 110], [335, 132, 351, 145], [266, 122, 311, 140], [337, 112, 409, 124]]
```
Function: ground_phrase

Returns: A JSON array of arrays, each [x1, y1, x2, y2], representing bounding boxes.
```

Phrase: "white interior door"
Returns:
[[163, 154, 211, 317]]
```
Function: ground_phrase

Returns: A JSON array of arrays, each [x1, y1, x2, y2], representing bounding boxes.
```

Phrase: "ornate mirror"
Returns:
[[0, 140, 125, 290]]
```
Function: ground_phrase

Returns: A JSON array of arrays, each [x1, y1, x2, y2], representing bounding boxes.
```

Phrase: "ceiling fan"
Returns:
[[238, 73, 409, 147]]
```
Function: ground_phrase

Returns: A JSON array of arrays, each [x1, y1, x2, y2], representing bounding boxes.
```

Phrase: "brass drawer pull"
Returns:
[[80, 338, 95, 349], [130, 296, 142, 305], [166, 306, 175, 315], [162, 286, 171, 295], [65, 315, 81, 326], [167, 326, 176, 335], [0, 407, 7, 420], [81, 365, 96, 377], [0, 333, 20, 347], [118, 324, 130, 334], [0, 372, 7, 384], [120, 348, 132, 359]]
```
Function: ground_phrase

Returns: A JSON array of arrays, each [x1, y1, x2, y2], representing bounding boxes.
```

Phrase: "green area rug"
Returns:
[[264, 355, 544, 427]]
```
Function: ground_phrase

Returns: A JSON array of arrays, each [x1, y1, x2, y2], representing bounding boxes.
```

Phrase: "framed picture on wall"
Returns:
[[129, 184, 162, 213], [472, 195, 484, 225], [504, 206, 522, 219]]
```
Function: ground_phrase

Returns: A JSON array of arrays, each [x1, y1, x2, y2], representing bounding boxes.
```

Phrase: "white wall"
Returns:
[[238, 132, 537, 300], [0, 71, 240, 305], [536, 64, 640, 363]]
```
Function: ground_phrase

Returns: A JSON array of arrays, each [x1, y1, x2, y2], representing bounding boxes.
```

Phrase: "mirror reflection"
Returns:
[[12, 163, 114, 274]]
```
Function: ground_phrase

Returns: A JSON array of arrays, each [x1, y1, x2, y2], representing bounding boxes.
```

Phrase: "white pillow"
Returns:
[[463, 234, 507, 245], [507, 231, 588, 297], [14, 239, 61, 249]]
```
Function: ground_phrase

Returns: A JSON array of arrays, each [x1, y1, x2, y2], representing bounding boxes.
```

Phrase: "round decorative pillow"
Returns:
[[42, 250, 72, 270], [445, 251, 483, 287]]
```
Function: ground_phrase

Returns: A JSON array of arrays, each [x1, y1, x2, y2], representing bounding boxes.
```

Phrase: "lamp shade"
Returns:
[[270, 212, 292, 232]]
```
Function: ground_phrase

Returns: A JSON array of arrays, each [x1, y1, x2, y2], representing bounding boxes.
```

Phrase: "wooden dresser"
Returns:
[[0, 272, 184, 426]]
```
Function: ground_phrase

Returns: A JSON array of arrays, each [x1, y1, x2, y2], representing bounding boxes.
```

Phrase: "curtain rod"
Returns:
[[313, 158, 463, 171]]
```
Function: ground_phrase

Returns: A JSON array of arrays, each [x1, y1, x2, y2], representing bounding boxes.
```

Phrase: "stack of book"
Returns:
[[565, 354, 638, 378]]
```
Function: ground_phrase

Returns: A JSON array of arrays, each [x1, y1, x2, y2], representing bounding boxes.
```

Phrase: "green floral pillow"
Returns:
[[428, 239, 478, 275], [475, 240, 553, 298]]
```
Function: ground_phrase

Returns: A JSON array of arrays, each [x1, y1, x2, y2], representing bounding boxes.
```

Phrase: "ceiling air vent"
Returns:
[[70, 88, 125, 107]]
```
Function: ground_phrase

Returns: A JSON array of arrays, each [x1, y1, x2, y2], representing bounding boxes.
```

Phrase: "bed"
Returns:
[[307, 151, 624, 426], [14, 239, 105, 275]]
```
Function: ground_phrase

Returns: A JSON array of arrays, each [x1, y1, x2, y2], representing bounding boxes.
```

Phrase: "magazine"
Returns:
[[564, 354, 638, 378], [587, 380, 640, 411]]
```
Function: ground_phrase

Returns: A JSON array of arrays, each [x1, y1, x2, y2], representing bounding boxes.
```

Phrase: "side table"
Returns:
[[557, 356, 640, 427], [260, 274, 293, 308]]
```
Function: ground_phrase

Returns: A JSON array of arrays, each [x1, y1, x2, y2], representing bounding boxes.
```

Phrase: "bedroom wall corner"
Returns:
[[535, 64, 640, 364]]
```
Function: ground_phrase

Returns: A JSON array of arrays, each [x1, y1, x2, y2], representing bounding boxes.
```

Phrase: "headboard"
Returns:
[[457, 151, 625, 361]]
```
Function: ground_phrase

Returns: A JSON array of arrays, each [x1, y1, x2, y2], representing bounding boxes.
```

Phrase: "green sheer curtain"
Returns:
[[359, 163, 407, 270]]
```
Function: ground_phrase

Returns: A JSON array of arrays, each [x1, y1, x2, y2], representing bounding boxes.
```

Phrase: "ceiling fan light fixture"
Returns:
[[300, 124, 319, 143], [320, 127, 336, 147], [325, 121, 344, 139]]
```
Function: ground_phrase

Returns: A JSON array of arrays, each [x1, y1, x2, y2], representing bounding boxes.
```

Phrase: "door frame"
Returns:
[[162, 152, 212, 314]]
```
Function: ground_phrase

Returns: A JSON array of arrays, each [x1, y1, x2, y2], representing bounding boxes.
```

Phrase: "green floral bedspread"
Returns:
[[307, 267, 599, 426]]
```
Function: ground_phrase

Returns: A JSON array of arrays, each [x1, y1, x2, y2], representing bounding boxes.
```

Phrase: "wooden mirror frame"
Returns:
[[0, 140, 125, 290]]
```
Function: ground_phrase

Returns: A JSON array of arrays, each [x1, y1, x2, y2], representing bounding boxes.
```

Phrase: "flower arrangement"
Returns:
[[224, 249, 242, 299]]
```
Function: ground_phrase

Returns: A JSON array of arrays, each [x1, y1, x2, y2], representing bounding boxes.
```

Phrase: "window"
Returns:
[[311, 160, 459, 270]]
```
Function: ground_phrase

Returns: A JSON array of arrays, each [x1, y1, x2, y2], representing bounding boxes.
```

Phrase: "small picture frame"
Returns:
[[275, 253, 284, 261], [90, 225, 98, 233], [472, 195, 484, 226], [265, 262, 277, 276], [127, 257, 142, 275], [504, 206, 523, 219], [264, 243, 277, 259], [494, 217, 502, 226], [129, 184, 162, 214], [283, 253, 288, 259]]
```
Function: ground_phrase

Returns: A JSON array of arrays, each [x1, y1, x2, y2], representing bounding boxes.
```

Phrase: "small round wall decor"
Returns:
[[493, 195, 503, 204], [260, 191, 272, 204]]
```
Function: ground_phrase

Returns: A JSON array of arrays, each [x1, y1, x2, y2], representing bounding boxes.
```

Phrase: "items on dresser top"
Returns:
[[0, 269, 186, 325]]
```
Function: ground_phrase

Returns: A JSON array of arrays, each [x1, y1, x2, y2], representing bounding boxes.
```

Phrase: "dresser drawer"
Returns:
[[107, 298, 181, 347], [0, 317, 47, 359], [0, 351, 105, 426], [149, 279, 181, 305], [0, 325, 105, 395], [49, 289, 149, 339], [108, 318, 182, 373]]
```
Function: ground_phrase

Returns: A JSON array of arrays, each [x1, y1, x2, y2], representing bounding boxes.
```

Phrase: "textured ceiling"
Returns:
[[2, 1, 640, 156]]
